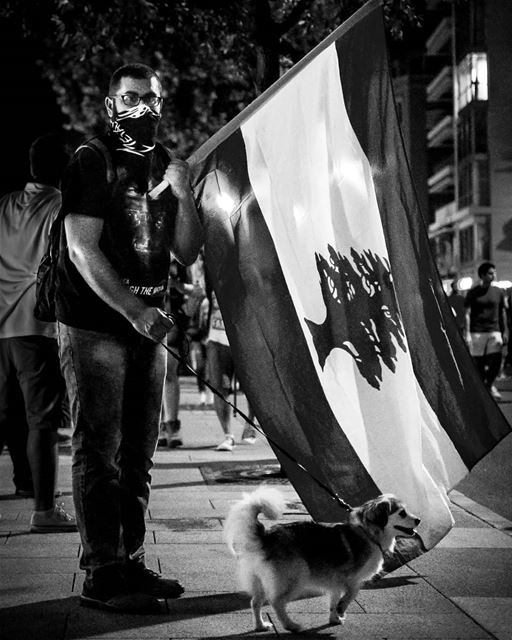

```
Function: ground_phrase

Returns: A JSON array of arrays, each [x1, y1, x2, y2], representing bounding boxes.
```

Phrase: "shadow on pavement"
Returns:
[[0, 592, 254, 640], [153, 460, 220, 469], [151, 480, 208, 490], [361, 575, 419, 590]]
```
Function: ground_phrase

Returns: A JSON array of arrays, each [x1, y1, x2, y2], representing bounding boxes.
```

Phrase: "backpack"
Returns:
[[33, 138, 114, 322]]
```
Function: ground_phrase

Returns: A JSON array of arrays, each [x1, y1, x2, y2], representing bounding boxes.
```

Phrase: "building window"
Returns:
[[459, 225, 474, 264], [458, 156, 490, 208], [430, 230, 455, 277], [456, 52, 488, 113], [476, 219, 490, 261], [458, 103, 488, 160]]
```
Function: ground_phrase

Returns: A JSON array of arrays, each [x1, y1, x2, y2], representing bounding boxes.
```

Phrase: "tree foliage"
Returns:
[[2, 0, 422, 156]]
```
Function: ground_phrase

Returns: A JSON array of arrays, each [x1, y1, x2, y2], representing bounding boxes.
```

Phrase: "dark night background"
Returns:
[[0, 17, 66, 195]]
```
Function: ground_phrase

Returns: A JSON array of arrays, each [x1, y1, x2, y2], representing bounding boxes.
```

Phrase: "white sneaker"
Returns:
[[215, 435, 235, 451], [241, 426, 257, 444], [30, 503, 77, 533]]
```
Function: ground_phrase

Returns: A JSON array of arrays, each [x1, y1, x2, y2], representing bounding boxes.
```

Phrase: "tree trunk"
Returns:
[[252, 0, 315, 91], [253, 0, 281, 90]]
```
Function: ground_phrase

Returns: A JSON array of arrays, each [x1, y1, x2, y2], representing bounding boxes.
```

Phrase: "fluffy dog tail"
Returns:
[[224, 486, 286, 556]]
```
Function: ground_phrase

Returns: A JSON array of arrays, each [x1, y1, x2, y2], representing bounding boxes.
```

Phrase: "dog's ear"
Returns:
[[366, 499, 391, 529]]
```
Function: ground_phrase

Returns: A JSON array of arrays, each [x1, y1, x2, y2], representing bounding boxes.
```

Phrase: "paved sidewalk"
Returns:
[[1, 377, 512, 639]]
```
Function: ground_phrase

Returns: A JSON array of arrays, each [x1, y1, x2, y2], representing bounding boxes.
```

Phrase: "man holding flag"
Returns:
[[56, 63, 203, 612]]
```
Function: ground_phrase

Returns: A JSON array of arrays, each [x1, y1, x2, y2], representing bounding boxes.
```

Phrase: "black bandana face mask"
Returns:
[[110, 103, 160, 157]]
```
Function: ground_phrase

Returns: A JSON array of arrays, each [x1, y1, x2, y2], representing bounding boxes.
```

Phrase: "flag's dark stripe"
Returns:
[[187, 0, 381, 167], [192, 129, 380, 520], [334, 7, 510, 467]]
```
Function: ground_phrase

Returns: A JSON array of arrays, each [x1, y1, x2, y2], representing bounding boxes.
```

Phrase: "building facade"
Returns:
[[394, 0, 512, 290]]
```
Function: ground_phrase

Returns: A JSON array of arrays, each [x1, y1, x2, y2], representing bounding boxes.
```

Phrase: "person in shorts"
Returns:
[[464, 261, 508, 399], [206, 291, 257, 450], [158, 260, 189, 448]]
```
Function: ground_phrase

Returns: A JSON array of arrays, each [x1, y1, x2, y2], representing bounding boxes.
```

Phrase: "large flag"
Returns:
[[188, 0, 510, 556]]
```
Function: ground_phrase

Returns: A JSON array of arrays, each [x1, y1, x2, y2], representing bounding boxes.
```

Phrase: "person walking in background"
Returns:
[[159, 260, 189, 448], [464, 261, 508, 400], [0, 133, 76, 531], [448, 279, 466, 334], [187, 295, 210, 406], [55, 63, 203, 613], [205, 290, 235, 451], [502, 286, 512, 376], [205, 290, 258, 451], [160, 256, 213, 447], [183, 250, 211, 406]]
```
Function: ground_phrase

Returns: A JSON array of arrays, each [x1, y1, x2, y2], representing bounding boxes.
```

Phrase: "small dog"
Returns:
[[225, 487, 420, 633]]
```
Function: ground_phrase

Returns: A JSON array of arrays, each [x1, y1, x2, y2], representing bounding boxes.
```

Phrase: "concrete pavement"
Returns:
[[1, 377, 512, 639]]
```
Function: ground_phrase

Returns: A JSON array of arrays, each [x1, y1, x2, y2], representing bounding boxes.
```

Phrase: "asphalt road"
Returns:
[[455, 386, 512, 522]]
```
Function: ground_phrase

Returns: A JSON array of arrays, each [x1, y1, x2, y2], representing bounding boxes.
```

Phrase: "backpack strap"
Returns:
[[76, 137, 115, 183]]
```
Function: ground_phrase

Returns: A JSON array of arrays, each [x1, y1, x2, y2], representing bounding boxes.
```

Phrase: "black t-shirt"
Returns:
[[55, 134, 177, 334], [464, 284, 505, 333]]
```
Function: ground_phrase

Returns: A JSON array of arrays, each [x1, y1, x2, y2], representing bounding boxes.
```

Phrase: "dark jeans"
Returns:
[[0, 336, 63, 490], [0, 384, 32, 491], [57, 323, 166, 576]]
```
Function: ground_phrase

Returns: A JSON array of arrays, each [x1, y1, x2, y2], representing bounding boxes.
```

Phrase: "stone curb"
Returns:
[[450, 489, 512, 535]]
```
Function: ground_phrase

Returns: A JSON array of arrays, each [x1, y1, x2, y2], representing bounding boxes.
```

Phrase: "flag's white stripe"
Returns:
[[416, 379, 468, 542], [240, 43, 467, 547]]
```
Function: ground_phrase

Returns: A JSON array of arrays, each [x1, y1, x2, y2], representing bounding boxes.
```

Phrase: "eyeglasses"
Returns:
[[109, 92, 163, 109]]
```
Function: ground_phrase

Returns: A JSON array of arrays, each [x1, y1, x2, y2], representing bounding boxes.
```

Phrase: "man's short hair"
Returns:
[[478, 261, 496, 278], [29, 133, 69, 186], [109, 63, 161, 93]]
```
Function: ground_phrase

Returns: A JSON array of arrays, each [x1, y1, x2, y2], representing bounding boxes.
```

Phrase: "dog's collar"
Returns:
[[357, 525, 385, 556]]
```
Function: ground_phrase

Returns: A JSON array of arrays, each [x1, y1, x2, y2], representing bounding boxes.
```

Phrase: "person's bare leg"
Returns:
[[162, 357, 180, 422], [213, 389, 236, 450], [214, 393, 231, 436], [161, 357, 182, 447], [241, 402, 258, 442]]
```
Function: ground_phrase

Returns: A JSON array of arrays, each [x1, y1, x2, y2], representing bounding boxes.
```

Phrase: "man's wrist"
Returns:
[[124, 297, 148, 324]]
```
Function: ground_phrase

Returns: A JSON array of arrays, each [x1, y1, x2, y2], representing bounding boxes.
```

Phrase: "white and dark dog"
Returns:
[[225, 487, 420, 633]]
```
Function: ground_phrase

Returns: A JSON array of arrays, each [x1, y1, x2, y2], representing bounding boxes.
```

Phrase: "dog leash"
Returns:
[[160, 328, 416, 572], [158, 328, 353, 514]]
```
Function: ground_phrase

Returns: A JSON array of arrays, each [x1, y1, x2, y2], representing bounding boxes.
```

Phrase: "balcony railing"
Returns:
[[426, 17, 451, 56], [428, 164, 454, 193], [427, 66, 452, 102], [428, 115, 453, 147], [433, 200, 457, 227]]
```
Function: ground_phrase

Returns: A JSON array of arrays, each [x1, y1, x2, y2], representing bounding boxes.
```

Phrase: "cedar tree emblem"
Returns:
[[305, 246, 407, 389]]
